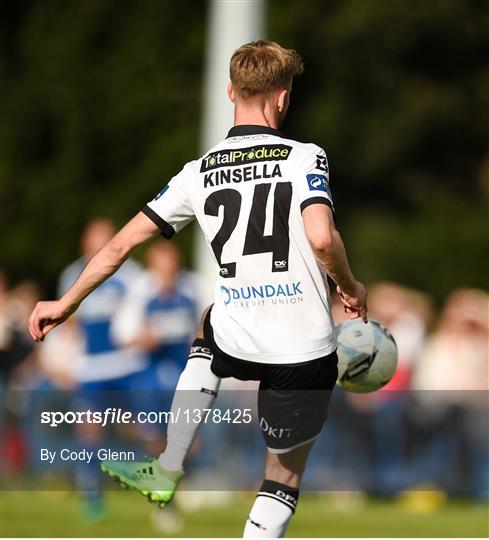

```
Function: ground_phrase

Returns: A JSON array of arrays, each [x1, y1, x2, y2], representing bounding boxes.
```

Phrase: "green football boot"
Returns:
[[100, 458, 184, 508]]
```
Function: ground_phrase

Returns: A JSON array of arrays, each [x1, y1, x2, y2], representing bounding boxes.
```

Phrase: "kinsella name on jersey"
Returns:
[[203, 163, 283, 188]]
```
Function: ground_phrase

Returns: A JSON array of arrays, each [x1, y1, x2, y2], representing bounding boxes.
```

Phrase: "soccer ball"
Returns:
[[336, 319, 398, 393]]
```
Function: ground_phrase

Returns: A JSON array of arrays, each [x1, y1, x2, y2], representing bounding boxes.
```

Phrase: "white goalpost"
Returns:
[[195, 0, 266, 305]]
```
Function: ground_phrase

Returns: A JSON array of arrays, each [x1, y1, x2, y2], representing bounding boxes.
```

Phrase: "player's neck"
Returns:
[[233, 105, 280, 130]]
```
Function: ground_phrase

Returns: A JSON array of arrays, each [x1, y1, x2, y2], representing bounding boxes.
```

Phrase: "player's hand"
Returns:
[[28, 300, 77, 342], [337, 281, 368, 323]]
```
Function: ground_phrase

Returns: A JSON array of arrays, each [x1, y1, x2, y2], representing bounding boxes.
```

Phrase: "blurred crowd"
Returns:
[[1, 218, 488, 507]]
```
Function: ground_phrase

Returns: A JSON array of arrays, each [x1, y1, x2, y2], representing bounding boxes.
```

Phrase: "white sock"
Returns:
[[159, 339, 220, 471], [243, 480, 299, 538]]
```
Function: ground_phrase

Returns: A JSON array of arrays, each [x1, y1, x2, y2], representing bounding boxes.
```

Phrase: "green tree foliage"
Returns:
[[0, 0, 205, 289], [1, 0, 487, 301], [270, 0, 489, 301]]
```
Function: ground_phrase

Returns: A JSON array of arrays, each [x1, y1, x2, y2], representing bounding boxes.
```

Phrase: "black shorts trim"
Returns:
[[141, 205, 175, 239]]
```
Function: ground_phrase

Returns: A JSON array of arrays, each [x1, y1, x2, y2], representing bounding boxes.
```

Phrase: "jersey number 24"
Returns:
[[204, 182, 292, 278]]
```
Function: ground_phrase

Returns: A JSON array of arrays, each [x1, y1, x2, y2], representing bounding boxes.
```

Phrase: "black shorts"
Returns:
[[203, 309, 338, 453]]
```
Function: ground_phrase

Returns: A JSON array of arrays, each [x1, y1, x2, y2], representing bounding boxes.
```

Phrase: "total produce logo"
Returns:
[[200, 144, 292, 172]]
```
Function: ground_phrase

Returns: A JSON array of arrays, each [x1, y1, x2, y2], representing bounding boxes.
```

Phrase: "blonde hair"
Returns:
[[230, 40, 304, 98]]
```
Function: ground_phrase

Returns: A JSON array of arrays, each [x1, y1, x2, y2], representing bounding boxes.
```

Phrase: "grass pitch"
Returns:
[[1, 490, 487, 537]]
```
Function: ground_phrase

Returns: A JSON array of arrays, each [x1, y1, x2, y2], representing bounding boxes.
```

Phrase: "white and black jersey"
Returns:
[[143, 125, 337, 365]]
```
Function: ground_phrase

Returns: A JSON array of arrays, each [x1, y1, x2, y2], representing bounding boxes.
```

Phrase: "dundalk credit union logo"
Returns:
[[200, 144, 292, 172], [220, 282, 304, 307]]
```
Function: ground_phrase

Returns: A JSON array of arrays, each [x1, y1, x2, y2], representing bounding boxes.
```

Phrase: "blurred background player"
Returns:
[[0, 273, 41, 477], [411, 288, 489, 500], [58, 218, 146, 521], [367, 283, 433, 495], [112, 239, 198, 449], [112, 239, 199, 533]]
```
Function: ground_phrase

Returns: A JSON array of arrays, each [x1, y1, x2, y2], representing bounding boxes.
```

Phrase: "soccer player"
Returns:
[[29, 41, 367, 537]]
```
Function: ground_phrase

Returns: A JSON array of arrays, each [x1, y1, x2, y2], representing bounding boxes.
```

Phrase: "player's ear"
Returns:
[[277, 86, 289, 113], [228, 83, 236, 103]]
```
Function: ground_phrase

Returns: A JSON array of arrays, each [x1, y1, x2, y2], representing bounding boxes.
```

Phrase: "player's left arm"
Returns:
[[29, 212, 160, 342]]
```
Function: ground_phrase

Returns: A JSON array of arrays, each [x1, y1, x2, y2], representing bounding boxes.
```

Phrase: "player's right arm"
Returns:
[[296, 144, 367, 322], [302, 203, 367, 322], [29, 212, 160, 342]]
